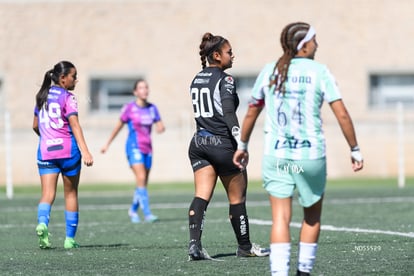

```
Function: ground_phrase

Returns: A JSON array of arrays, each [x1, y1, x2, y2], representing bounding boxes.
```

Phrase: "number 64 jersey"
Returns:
[[190, 66, 240, 137], [252, 59, 342, 160], [34, 86, 80, 160]]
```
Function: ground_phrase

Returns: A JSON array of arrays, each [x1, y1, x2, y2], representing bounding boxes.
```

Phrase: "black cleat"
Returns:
[[188, 239, 213, 261]]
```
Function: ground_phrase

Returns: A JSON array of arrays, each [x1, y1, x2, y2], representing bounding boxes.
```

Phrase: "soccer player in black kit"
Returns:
[[187, 32, 270, 260]]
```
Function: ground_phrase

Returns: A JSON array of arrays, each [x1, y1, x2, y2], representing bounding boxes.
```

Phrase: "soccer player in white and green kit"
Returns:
[[233, 22, 364, 276]]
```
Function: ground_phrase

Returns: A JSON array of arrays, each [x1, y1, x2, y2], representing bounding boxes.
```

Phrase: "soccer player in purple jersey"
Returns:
[[33, 61, 93, 249], [101, 79, 165, 223]]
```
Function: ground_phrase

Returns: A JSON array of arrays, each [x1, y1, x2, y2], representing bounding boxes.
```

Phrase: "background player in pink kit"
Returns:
[[33, 60, 93, 249], [101, 79, 165, 223]]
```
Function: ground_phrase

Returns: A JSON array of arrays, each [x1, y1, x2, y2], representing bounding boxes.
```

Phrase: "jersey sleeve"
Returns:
[[64, 92, 79, 118], [251, 62, 275, 102], [321, 66, 342, 103], [220, 75, 241, 139], [150, 104, 161, 122], [120, 103, 131, 123]]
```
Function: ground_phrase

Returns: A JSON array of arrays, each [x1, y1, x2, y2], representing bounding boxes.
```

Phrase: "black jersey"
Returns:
[[189, 67, 240, 138]]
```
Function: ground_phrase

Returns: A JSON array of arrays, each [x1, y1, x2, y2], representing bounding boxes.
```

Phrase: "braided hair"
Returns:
[[35, 61, 75, 110], [199, 32, 227, 69], [270, 22, 311, 94]]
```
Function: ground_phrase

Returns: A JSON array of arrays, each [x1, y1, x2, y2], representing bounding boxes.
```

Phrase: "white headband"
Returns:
[[296, 26, 316, 51]]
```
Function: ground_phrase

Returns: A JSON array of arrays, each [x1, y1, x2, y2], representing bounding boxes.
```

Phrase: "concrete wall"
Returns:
[[0, 0, 413, 185]]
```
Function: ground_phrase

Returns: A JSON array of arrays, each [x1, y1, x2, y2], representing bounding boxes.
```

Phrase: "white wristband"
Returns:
[[238, 141, 248, 151], [351, 150, 363, 162]]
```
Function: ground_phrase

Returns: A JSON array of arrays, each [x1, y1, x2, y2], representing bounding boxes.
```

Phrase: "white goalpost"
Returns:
[[397, 102, 405, 189], [1, 79, 13, 199], [4, 110, 13, 199]]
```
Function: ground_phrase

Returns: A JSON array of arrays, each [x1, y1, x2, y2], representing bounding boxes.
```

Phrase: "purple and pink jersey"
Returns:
[[120, 101, 161, 154], [34, 86, 79, 160]]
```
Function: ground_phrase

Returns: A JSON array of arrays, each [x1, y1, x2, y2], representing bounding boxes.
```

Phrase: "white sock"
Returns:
[[298, 242, 318, 273], [270, 243, 291, 276]]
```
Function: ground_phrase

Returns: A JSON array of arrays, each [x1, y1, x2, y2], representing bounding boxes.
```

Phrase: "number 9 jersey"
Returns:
[[34, 86, 80, 160], [190, 67, 240, 138]]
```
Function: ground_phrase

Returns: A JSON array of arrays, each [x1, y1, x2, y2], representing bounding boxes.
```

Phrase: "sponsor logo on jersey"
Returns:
[[275, 136, 311, 149], [287, 75, 312, 84], [224, 77, 235, 93], [224, 83, 235, 94], [231, 126, 240, 137], [49, 87, 62, 94], [46, 138, 64, 145], [47, 95, 59, 100], [197, 72, 212, 77], [194, 78, 210, 84]]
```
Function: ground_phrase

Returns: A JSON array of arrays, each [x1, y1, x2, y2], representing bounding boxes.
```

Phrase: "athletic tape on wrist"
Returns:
[[351, 150, 363, 162], [238, 141, 248, 151]]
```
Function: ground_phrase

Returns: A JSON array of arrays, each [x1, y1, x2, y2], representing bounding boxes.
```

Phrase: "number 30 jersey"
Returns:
[[252, 58, 342, 160], [34, 86, 79, 160], [190, 67, 240, 138]]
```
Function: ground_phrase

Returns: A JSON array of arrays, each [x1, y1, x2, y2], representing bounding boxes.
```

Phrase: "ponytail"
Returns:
[[36, 69, 54, 110], [270, 22, 310, 94], [35, 60, 75, 110]]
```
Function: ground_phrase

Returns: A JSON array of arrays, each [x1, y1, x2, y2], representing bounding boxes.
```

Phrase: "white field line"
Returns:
[[249, 219, 414, 238], [1, 197, 413, 238], [2, 196, 413, 213]]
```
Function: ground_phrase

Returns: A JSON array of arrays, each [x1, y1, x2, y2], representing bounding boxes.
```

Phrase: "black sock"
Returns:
[[229, 202, 251, 250], [189, 197, 208, 241]]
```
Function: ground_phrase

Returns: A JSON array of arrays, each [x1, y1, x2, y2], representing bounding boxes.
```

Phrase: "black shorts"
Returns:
[[188, 132, 240, 176]]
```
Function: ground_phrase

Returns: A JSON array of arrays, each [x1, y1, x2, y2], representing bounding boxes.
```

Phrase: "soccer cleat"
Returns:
[[236, 243, 270, 257], [64, 238, 80, 249], [188, 239, 213, 261], [296, 270, 311, 276], [36, 223, 51, 249], [144, 214, 159, 223], [128, 209, 141, 223]]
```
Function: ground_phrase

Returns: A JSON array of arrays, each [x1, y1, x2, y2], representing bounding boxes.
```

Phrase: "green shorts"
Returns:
[[262, 155, 327, 207]]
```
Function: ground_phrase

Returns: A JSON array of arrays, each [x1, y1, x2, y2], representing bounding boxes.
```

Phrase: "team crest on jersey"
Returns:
[[224, 76, 235, 94], [70, 95, 78, 109], [224, 76, 234, 85]]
